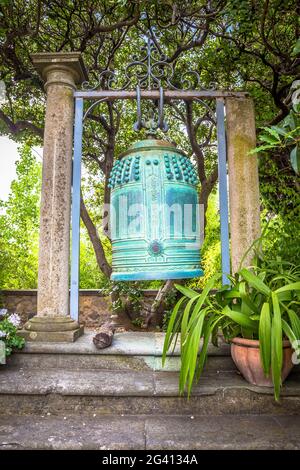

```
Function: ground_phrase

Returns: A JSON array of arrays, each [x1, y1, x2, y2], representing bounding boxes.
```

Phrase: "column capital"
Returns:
[[31, 52, 88, 90]]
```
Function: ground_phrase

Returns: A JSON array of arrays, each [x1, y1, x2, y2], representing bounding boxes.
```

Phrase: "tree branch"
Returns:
[[185, 101, 206, 182], [145, 279, 175, 327], [0, 110, 44, 138], [80, 192, 112, 279]]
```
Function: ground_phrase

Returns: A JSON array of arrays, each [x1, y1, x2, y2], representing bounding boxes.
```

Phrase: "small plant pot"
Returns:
[[231, 337, 294, 387]]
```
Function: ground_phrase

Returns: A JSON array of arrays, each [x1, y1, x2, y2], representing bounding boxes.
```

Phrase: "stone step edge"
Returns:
[[15, 331, 231, 357], [1, 414, 299, 450], [0, 369, 299, 398], [1, 385, 298, 398]]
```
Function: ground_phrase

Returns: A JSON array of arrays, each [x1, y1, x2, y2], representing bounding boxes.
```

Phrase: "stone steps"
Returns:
[[1, 414, 300, 450], [7, 331, 232, 372], [1, 332, 300, 450], [0, 367, 300, 416], [1, 332, 300, 418], [7, 350, 234, 372]]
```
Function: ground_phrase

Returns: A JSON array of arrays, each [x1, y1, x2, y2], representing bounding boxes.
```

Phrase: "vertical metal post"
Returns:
[[70, 98, 84, 321], [216, 98, 230, 285]]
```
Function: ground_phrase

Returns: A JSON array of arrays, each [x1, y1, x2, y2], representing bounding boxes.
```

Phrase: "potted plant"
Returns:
[[162, 262, 300, 401], [0, 309, 25, 364]]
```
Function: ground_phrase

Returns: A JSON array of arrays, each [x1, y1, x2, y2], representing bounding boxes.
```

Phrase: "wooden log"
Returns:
[[93, 321, 115, 349]]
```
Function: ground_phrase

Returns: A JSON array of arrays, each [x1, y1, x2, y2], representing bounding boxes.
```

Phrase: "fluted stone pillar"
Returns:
[[22, 53, 87, 342], [225, 97, 261, 273]]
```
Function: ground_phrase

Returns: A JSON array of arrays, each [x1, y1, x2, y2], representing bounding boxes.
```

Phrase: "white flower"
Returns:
[[0, 309, 7, 317], [8, 313, 21, 328], [0, 330, 6, 338]]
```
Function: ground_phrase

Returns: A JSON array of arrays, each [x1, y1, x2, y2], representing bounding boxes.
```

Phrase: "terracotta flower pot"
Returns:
[[231, 337, 294, 387]]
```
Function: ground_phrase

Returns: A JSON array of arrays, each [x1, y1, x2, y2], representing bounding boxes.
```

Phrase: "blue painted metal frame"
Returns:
[[70, 98, 84, 321], [70, 92, 231, 321], [216, 98, 230, 284]]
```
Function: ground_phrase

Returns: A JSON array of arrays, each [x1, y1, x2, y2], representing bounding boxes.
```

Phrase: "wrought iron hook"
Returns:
[[134, 85, 168, 133], [158, 86, 168, 132], [133, 85, 144, 131]]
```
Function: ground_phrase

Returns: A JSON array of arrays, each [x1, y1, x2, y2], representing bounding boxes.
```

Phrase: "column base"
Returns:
[[19, 315, 84, 343]]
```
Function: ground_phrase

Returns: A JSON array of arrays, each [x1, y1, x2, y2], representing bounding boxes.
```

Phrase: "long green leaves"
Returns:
[[222, 306, 258, 331], [196, 316, 222, 382], [238, 281, 259, 315], [282, 319, 297, 346], [180, 308, 206, 395], [162, 296, 186, 366], [179, 275, 221, 394], [259, 303, 271, 376], [275, 282, 300, 294], [162, 264, 300, 402], [175, 284, 200, 299], [240, 268, 271, 296], [181, 296, 200, 349], [181, 274, 221, 343], [271, 293, 283, 401], [287, 310, 300, 340], [162, 274, 221, 395]]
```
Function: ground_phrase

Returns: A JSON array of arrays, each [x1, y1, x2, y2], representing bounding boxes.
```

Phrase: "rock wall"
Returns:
[[0, 290, 111, 328]]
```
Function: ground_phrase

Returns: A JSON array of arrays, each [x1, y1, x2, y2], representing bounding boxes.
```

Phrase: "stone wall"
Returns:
[[0, 290, 111, 328]]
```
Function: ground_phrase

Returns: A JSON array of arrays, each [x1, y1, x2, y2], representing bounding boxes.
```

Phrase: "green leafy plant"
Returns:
[[250, 69, 300, 174], [249, 40, 300, 174], [107, 281, 143, 315], [0, 309, 25, 357], [163, 263, 300, 401], [162, 288, 179, 331], [250, 117, 300, 174]]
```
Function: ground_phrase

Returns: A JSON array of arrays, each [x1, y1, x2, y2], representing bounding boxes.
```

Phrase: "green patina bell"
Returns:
[[109, 138, 203, 281]]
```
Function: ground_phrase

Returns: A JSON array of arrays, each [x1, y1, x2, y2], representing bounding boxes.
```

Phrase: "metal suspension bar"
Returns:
[[74, 89, 248, 101], [70, 97, 84, 321], [133, 85, 143, 131], [216, 98, 231, 285]]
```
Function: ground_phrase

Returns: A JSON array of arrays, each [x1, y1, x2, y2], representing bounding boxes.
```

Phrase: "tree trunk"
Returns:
[[80, 193, 112, 279], [145, 279, 175, 327]]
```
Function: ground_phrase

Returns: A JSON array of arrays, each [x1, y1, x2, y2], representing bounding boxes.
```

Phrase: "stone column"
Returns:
[[225, 97, 261, 273], [22, 53, 88, 342]]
